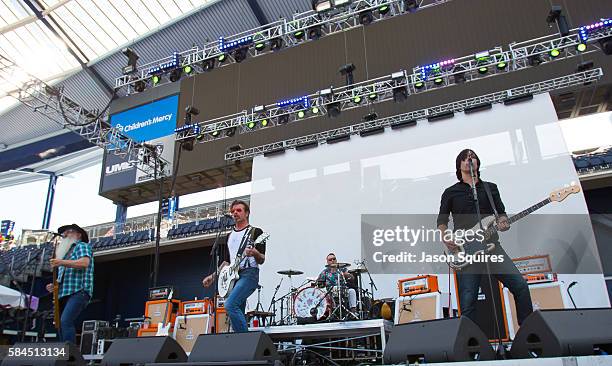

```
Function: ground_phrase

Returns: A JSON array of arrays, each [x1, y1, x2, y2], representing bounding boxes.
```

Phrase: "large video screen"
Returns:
[[100, 94, 178, 192]]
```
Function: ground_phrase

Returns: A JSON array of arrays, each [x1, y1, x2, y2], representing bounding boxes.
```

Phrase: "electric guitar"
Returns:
[[218, 232, 269, 298], [449, 184, 581, 270], [51, 236, 72, 332]]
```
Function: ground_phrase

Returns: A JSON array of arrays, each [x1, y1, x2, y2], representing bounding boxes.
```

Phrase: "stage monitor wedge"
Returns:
[[511, 309, 612, 358], [100, 336, 187, 365], [383, 317, 495, 364], [188, 332, 279, 363]]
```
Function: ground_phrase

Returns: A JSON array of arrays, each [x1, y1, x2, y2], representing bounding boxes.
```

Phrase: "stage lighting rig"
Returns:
[[122, 47, 139, 75], [312, 0, 352, 14], [403, 0, 419, 13]]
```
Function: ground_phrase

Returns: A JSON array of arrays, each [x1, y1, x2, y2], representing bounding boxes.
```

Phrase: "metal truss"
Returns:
[[224, 68, 603, 161], [0, 56, 169, 177], [182, 19, 611, 142], [115, 0, 451, 92]]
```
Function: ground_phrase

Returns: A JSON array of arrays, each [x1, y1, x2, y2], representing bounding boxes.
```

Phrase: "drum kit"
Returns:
[[268, 260, 385, 325]]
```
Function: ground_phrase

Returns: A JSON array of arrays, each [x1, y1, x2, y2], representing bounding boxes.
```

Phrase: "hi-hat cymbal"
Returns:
[[325, 262, 351, 269], [277, 269, 304, 276], [349, 267, 369, 274]]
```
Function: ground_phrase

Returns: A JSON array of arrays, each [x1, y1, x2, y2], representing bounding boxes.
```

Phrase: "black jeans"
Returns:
[[456, 245, 533, 325]]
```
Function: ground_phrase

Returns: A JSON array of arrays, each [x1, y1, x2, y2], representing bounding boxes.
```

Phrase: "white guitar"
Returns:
[[218, 232, 269, 298], [155, 322, 171, 336], [449, 184, 581, 270]]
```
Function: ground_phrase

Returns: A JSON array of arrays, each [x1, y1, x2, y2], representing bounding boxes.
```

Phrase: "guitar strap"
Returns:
[[483, 181, 499, 219], [235, 226, 253, 268]]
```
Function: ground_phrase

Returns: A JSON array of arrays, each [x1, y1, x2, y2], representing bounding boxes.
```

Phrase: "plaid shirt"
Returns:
[[57, 241, 94, 299]]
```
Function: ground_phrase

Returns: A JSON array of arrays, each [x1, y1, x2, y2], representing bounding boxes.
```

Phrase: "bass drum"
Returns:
[[370, 298, 395, 321], [293, 287, 332, 322]]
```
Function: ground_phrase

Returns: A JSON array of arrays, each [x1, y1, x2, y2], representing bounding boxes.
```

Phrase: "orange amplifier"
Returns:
[[398, 275, 439, 297], [144, 299, 181, 329], [523, 272, 557, 284], [181, 299, 213, 315], [138, 327, 173, 337]]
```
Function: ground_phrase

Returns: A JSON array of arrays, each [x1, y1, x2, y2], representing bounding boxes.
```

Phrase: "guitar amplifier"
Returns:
[[394, 292, 446, 324], [454, 273, 510, 342], [398, 275, 439, 297], [145, 299, 181, 329], [523, 272, 557, 284], [149, 285, 176, 300], [215, 308, 231, 333], [504, 281, 568, 339], [82, 320, 108, 332], [181, 299, 213, 315], [174, 314, 212, 352], [138, 327, 173, 337], [80, 320, 109, 355]]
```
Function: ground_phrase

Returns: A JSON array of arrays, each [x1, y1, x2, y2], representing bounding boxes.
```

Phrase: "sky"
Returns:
[[0, 111, 610, 241]]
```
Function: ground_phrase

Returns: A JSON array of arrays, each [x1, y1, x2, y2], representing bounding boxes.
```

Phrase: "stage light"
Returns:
[[278, 114, 289, 124], [393, 87, 407, 102], [122, 47, 139, 75], [453, 72, 465, 84], [294, 30, 305, 40], [247, 121, 256, 129], [576, 43, 587, 52], [359, 10, 374, 25], [211, 130, 220, 137], [311, 106, 320, 114], [353, 95, 362, 104], [327, 102, 341, 118], [528, 54, 542, 66], [255, 42, 266, 51], [261, 119, 269, 127], [335, 0, 351, 6], [233, 47, 248, 63], [339, 63, 355, 86], [363, 112, 378, 121], [196, 133, 206, 141], [478, 66, 488, 74], [549, 48, 560, 58], [308, 26, 322, 40], [152, 75, 161, 85], [183, 65, 193, 75], [270, 38, 283, 51], [434, 77, 443, 85], [414, 81, 425, 89], [368, 92, 378, 100], [379, 5, 390, 15], [403, 0, 418, 13], [202, 58, 215, 71], [169, 68, 182, 82], [218, 54, 227, 62], [134, 80, 146, 92], [225, 127, 236, 137], [497, 61, 508, 70], [546, 6, 569, 36], [313, 0, 332, 12], [253, 105, 266, 113], [600, 37, 612, 55], [297, 110, 306, 119]]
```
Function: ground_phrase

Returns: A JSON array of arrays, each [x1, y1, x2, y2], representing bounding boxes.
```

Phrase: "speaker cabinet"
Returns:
[[394, 292, 445, 324], [173, 314, 212, 353], [511, 309, 612, 358], [383, 317, 495, 364], [215, 308, 231, 333], [100, 336, 187, 365], [188, 332, 279, 363]]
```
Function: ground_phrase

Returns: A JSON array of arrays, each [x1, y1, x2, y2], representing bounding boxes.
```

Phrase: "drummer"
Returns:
[[317, 253, 357, 312]]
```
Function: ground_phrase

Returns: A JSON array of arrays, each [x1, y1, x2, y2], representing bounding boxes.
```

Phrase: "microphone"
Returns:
[[50, 232, 62, 238]]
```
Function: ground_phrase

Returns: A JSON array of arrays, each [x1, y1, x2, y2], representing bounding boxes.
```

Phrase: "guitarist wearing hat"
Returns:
[[202, 200, 266, 333], [45, 224, 94, 344]]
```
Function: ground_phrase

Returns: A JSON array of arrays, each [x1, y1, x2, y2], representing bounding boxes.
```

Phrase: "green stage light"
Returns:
[[297, 110, 306, 119], [379, 5, 390, 15], [218, 54, 227, 62], [353, 96, 362, 104], [576, 43, 587, 52], [183, 65, 193, 74], [368, 92, 378, 100], [294, 30, 305, 39], [478, 66, 488, 74], [152, 75, 161, 85], [311, 106, 320, 114], [211, 130, 219, 137], [497, 61, 507, 70], [415, 81, 425, 89], [434, 77, 443, 85], [255, 42, 266, 51], [550, 48, 560, 58], [247, 121, 256, 129], [261, 119, 269, 127]]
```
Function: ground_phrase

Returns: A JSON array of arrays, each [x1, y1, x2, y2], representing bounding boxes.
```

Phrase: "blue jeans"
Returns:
[[59, 290, 90, 344], [456, 245, 533, 325], [224, 268, 259, 332]]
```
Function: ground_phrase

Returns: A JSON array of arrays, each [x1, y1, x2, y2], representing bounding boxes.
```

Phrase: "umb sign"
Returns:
[[100, 94, 179, 192]]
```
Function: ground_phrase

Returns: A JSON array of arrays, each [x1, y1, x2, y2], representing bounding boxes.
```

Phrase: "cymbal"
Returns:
[[325, 262, 351, 269], [277, 269, 304, 276], [349, 267, 369, 274]]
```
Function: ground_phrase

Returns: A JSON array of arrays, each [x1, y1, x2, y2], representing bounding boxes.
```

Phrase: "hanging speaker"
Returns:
[[100, 336, 187, 365], [511, 309, 612, 358], [188, 331, 279, 363], [383, 317, 495, 364]]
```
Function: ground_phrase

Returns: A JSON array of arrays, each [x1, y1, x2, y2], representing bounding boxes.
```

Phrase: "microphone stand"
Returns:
[[567, 281, 578, 309], [267, 278, 283, 324], [468, 157, 506, 359]]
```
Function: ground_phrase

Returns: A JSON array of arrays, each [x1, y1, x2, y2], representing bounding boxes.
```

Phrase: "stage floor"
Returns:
[[417, 356, 612, 366]]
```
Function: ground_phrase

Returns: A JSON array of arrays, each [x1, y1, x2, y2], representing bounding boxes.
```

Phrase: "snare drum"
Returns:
[[293, 287, 332, 321]]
